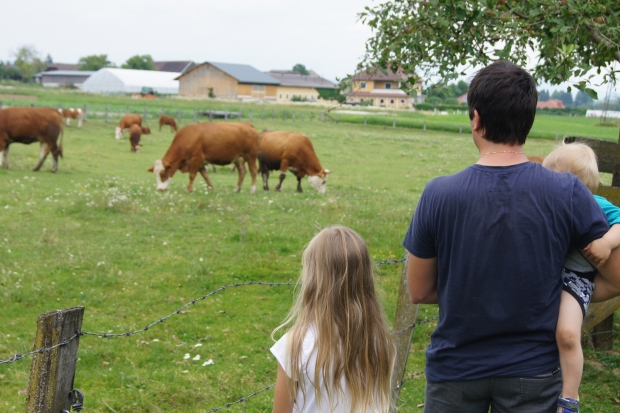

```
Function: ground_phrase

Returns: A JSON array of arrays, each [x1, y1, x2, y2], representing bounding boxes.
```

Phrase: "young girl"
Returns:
[[542, 143, 620, 413], [271, 226, 396, 413]]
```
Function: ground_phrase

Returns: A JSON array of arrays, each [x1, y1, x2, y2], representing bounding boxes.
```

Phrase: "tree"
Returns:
[[45, 54, 53, 67], [359, 1, 620, 99], [539, 90, 550, 102], [78, 54, 114, 71], [0, 62, 23, 81], [551, 90, 574, 107], [12, 45, 46, 80], [292, 64, 309, 75], [122, 55, 157, 71], [574, 90, 594, 107]]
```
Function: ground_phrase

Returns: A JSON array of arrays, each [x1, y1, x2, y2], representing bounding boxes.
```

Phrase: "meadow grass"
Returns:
[[0, 98, 619, 412]]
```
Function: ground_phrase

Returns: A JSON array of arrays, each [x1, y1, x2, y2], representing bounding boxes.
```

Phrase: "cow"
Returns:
[[115, 114, 142, 140], [129, 124, 142, 152], [148, 122, 259, 193], [141, 126, 151, 135], [527, 155, 546, 164], [58, 108, 84, 128], [0, 107, 63, 172], [258, 131, 330, 193], [159, 115, 178, 132]]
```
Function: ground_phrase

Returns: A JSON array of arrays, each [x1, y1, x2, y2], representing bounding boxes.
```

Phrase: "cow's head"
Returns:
[[308, 169, 331, 194], [148, 160, 172, 191], [141, 127, 151, 134]]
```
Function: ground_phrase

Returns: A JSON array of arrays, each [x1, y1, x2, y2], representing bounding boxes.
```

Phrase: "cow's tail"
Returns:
[[58, 125, 64, 158]]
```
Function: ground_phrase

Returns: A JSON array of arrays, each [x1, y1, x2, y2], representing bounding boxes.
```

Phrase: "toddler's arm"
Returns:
[[583, 224, 620, 268]]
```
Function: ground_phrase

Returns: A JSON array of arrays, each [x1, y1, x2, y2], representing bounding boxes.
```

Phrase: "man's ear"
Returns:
[[147, 166, 154, 173]]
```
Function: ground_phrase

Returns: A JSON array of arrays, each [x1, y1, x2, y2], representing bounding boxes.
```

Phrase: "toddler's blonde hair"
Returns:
[[273, 226, 395, 413], [542, 142, 600, 192]]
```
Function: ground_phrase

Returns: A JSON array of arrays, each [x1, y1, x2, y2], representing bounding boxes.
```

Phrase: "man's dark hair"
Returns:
[[468, 61, 537, 146]]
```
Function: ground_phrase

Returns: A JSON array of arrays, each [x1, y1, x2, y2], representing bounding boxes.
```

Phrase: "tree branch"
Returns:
[[588, 24, 620, 63]]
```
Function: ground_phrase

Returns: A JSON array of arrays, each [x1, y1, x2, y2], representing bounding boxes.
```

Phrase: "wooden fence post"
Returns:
[[83, 104, 87, 122], [301, 112, 305, 121], [193, 108, 197, 123], [423, 121, 426, 131], [250, 109, 253, 120], [389, 256, 419, 412], [125, 105, 129, 114], [393, 120, 396, 129], [143, 107, 147, 123], [24, 307, 84, 413], [282, 111, 286, 121], [238, 107, 242, 120], [160, 108, 163, 116], [225, 110, 228, 121], [261, 107, 264, 120]]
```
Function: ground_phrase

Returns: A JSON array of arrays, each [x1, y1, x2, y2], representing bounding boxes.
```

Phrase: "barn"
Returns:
[[265, 70, 336, 102], [82, 68, 180, 95], [176, 62, 280, 100], [35, 70, 95, 88]]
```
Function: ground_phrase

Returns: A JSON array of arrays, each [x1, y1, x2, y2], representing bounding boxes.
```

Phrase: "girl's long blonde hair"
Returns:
[[273, 226, 395, 413]]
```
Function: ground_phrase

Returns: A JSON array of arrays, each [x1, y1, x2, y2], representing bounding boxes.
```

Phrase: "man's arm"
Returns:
[[407, 252, 438, 304]]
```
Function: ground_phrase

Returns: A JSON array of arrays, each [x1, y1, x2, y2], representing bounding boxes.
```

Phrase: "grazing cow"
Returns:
[[129, 124, 142, 152], [58, 108, 84, 128], [115, 114, 142, 140], [141, 126, 151, 135], [0, 107, 63, 172], [148, 122, 259, 193], [159, 115, 178, 132], [258, 131, 330, 193], [527, 155, 546, 164]]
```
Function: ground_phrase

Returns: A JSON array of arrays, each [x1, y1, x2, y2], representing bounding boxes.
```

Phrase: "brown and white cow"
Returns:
[[148, 122, 259, 193], [0, 107, 63, 172], [58, 108, 83, 128], [129, 124, 142, 153], [115, 114, 142, 140], [258, 131, 330, 193], [159, 115, 178, 132]]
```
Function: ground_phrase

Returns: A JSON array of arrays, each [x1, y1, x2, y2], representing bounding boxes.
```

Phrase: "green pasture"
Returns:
[[0, 90, 619, 412]]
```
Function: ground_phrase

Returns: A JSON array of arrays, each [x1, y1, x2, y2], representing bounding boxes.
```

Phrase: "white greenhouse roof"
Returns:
[[82, 68, 180, 94]]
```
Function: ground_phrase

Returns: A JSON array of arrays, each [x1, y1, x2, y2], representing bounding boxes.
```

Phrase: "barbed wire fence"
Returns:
[[0, 258, 448, 412]]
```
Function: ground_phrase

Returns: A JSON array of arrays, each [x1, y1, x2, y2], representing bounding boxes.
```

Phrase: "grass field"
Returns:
[[0, 89, 619, 412]]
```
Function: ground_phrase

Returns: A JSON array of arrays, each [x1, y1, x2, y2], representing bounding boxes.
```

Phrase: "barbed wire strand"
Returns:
[[203, 384, 276, 413], [0, 332, 80, 366], [391, 315, 439, 335]]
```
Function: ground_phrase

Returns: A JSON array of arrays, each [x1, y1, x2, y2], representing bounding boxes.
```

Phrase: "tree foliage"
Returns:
[[78, 54, 114, 71], [0, 62, 24, 81], [122, 55, 157, 71], [359, 0, 620, 99], [539, 90, 550, 102], [12, 45, 46, 80], [551, 90, 574, 107], [574, 90, 594, 107], [293, 63, 310, 75], [426, 80, 469, 104]]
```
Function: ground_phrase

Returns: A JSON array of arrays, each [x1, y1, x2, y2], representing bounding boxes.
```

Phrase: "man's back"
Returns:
[[404, 162, 607, 381]]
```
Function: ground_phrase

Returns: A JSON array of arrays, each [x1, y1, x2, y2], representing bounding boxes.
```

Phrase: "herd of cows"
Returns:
[[0, 106, 331, 193]]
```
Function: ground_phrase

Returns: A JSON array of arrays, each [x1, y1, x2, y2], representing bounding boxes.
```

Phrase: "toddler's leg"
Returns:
[[591, 273, 620, 302], [556, 290, 583, 405]]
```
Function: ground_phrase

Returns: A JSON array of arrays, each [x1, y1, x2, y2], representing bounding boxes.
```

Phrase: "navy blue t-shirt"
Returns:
[[403, 162, 608, 382]]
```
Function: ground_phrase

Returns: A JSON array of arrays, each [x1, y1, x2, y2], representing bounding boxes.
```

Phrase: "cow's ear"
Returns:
[[164, 162, 172, 171], [324, 169, 331, 175], [147, 166, 154, 173]]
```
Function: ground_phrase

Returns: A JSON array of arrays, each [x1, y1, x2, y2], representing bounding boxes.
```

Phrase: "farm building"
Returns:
[[537, 99, 565, 109], [82, 68, 180, 94], [35, 70, 95, 88], [346, 67, 422, 109], [265, 70, 336, 102], [177, 62, 280, 100], [153, 61, 195, 73]]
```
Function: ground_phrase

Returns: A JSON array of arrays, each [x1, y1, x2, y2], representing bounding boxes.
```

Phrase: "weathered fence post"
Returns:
[[301, 112, 305, 121], [293, 112, 296, 121], [105, 106, 108, 123], [423, 121, 426, 131], [336, 115, 339, 124], [24, 307, 84, 413], [160, 108, 164, 116], [193, 108, 197, 123], [125, 105, 129, 114], [389, 256, 419, 412], [83, 104, 87, 122], [459, 125, 462, 134], [238, 107, 242, 120], [261, 107, 264, 120], [393, 120, 396, 129], [225, 110, 228, 121], [143, 107, 147, 123], [250, 109, 253, 120]]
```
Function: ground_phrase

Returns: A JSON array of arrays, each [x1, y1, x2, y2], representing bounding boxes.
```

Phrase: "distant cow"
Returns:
[[0, 107, 63, 172], [148, 122, 259, 193], [129, 124, 142, 152], [58, 108, 84, 128], [159, 115, 178, 132], [258, 131, 330, 193], [115, 114, 142, 140], [527, 155, 546, 164], [141, 126, 151, 135]]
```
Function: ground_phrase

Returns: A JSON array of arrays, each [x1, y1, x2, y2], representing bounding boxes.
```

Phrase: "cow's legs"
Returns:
[[50, 142, 60, 173], [33, 143, 50, 172], [186, 169, 198, 193], [199, 166, 214, 190], [246, 157, 258, 194], [65, 118, 71, 127], [296, 176, 303, 193], [0, 142, 9, 169], [259, 163, 269, 191], [233, 157, 246, 193], [77, 116, 82, 129], [275, 159, 289, 192]]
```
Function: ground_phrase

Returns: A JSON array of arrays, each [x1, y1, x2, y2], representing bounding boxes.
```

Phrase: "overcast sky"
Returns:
[[2, 0, 617, 99]]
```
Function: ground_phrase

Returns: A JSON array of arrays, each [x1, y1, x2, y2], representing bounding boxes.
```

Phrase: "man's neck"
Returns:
[[476, 139, 527, 166]]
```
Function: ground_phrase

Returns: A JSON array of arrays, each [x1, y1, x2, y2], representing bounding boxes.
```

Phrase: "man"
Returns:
[[403, 61, 608, 412]]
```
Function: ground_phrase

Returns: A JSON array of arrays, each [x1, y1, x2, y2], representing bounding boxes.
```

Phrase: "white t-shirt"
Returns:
[[271, 327, 375, 413]]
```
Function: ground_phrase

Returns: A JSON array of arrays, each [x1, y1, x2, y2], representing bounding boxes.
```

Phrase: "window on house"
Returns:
[[286, 94, 289, 99], [360, 82, 366, 89], [279, 94, 282, 99], [252, 85, 265, 92], [380, 99, 384, 104], [401, 99, 405, 104], [390, 99, 394, 104], [361, 98, 364, 103], [385, 83, 392, 89]]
